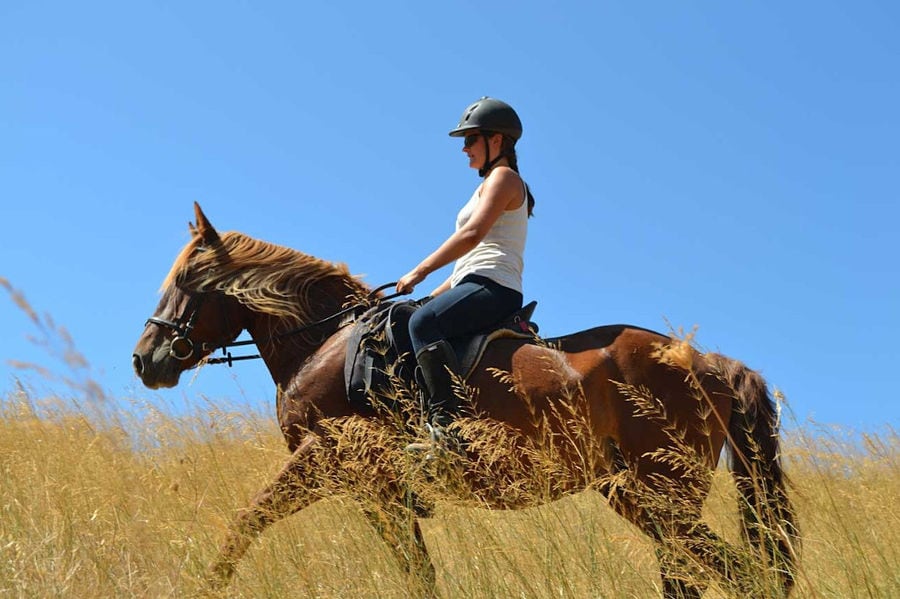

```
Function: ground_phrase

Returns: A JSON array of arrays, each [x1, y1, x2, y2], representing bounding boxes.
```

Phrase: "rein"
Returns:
[[146, 281, 405, 367]]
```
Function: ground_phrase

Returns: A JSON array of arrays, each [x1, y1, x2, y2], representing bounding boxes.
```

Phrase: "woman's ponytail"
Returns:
[[502, 136, 535, 218]]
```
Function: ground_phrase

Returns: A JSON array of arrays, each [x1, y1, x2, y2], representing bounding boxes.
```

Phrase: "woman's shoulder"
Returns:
[[488, 165, 522, 183], [484, 166, 524, 210], [484, 166, 523, 194]]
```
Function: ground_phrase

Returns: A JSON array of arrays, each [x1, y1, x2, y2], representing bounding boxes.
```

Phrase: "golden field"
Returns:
[[0, 387, 897, 599]]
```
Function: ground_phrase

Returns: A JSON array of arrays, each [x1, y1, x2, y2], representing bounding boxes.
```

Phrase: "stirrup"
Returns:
[[404, 423, 441, 454], [403, 423, 462, 457]]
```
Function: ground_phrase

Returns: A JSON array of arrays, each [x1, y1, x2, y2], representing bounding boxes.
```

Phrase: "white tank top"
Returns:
[[450, 180, 528, 293]]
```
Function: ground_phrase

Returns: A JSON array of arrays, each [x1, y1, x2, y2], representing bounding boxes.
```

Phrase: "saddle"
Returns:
[[343, 299, 539, 411]]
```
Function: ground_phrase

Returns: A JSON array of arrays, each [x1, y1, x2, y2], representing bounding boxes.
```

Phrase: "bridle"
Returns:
[[145, 291, 207, 361], [144, 282, 403, 367]]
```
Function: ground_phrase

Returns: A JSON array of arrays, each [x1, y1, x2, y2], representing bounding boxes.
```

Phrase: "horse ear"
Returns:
[[193, 202, 221, 245]]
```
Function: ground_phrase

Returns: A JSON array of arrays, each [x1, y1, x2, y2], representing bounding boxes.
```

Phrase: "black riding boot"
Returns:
[[406, 340, 463, 453], [417, 340, 461, 428]]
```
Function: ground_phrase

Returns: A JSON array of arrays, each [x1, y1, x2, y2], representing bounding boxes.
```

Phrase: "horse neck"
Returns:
[[244, 277, 364, 389]]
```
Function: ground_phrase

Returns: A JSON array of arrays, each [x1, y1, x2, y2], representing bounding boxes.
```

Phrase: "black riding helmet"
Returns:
[[449, 97, 522, 140], [450, 97, 522, 176]]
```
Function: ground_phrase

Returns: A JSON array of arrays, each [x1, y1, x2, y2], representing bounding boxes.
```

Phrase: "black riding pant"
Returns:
[[408, 274, 523, 355]]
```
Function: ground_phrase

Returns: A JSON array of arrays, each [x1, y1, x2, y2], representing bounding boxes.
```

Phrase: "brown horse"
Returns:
[[132, 203, 799, 598]]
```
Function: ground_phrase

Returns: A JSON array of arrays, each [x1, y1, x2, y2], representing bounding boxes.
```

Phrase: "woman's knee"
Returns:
[[408, 307, 442, 349]]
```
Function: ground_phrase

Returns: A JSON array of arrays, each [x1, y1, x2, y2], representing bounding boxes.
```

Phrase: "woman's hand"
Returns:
[[396, 268, 426, 295]]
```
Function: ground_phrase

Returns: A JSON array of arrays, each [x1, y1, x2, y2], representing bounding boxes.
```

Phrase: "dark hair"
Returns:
[[501, 136, 535, 218]]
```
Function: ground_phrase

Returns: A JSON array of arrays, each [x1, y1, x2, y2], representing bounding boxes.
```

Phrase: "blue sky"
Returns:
[[2, 2, 897, 430]]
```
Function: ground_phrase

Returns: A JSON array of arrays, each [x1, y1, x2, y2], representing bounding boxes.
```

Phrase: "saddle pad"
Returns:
[[344, 299, 539, 411]]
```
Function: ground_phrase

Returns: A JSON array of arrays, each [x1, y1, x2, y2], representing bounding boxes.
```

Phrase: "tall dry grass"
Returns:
[[1, 391, 897, 598], [1, 279, 898, 598]]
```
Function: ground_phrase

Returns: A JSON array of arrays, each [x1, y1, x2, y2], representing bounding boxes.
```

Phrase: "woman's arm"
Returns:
[[396, 168, 523, 294]]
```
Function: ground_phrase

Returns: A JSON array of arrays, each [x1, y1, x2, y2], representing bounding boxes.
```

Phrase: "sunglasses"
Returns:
[[463, 131, 499, 148]]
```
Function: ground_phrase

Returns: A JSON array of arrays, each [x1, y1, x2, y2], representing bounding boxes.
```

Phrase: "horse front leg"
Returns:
[[207, 433, 321, 588], [358, 490, 437, 598]]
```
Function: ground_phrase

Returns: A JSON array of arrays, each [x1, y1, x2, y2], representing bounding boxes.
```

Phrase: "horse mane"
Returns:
[[161, 230, 370, 325]]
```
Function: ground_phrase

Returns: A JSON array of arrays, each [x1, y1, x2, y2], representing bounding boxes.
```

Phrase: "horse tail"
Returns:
[[711, 354, 800, 594]]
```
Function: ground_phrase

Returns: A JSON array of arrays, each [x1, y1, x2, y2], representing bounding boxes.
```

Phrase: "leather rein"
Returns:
[[145, 281, 403, 367]]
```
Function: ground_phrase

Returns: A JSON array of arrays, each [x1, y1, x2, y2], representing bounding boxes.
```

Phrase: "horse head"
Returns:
[[132, 202, 247, 389]]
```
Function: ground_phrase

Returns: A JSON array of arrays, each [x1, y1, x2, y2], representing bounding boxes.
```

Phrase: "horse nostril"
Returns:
[[132, 354, 143, 375]]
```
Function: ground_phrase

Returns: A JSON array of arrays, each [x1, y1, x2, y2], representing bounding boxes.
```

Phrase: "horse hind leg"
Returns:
[[207, 434, 321, 588], [596, 448, 713, 597], [674, 521, 765, 598], [593, 444, 703, 597], [656, 547, 706, 599], [607, 489, 710, 598], [606, 477, 759, 599]]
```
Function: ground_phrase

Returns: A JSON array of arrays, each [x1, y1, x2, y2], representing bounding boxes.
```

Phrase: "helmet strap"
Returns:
[[478, 133, 506, 177]]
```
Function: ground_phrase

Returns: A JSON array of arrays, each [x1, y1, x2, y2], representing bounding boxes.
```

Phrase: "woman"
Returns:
[[396, 97, 536, 450]]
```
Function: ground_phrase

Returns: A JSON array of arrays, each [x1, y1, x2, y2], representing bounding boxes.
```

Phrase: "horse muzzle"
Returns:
[[132, 342, 185, 389]]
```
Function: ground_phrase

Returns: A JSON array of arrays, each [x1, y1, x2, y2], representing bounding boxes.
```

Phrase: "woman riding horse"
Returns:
[[132, 202, 798, 598], [397, 97, 534, 452]]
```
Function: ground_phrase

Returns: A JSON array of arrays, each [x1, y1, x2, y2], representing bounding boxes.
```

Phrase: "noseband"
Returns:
[[145, 292, 208, 361]]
